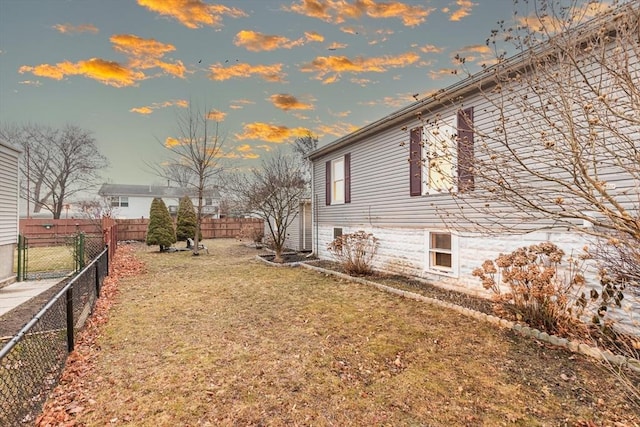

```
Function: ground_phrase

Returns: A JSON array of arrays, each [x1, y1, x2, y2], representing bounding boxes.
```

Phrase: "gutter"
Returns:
[[307, 4, 634, 160]]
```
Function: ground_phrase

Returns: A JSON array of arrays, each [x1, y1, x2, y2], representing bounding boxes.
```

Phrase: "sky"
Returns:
[[0, 0, 594, 188]]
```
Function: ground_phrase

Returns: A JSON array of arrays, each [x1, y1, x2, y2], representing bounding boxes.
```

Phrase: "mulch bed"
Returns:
[[306, 259, 494, 315]]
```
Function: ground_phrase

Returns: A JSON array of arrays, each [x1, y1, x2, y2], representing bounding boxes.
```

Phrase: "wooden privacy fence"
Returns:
[[19, 217, 263, 243], [19, 219, 105, 247], [116, 217, 263, 241]]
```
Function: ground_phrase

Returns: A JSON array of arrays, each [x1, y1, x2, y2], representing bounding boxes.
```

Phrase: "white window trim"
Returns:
[[331, 157, 345, 204], [421, 115, 458, 195], [110, 196, 129, 208], [424, 230, 459, 277]]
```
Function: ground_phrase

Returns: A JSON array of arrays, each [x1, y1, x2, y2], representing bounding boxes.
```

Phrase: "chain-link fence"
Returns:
[[15, 232, 104, 281], [0, 247, 109, 425]]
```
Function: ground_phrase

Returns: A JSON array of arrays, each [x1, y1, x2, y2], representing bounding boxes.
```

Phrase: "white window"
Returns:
[[110, 196, 128, 207], [426, 231, 458, 276], [332, 158, 345, 204], [422, 116, 457, 194]]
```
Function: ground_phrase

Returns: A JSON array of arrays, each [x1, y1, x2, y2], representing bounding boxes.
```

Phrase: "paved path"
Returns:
[[0, 279, 62, 317]]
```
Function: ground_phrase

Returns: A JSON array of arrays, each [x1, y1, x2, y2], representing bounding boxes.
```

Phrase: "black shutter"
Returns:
[[325, 160, 331, 205], [344, 153, 351, 204], [457, 107, 474, 192], [409, 127, 422, 196]]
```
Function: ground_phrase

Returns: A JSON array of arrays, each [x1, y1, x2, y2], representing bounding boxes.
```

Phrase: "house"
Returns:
[[308, 6, 639, 297], [98, 184, 221, 219], [265, 199, 312, 252], [0, 141, 21, 286]]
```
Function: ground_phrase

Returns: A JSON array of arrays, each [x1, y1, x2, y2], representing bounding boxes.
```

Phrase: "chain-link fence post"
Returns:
[[74, 232, 85, 272], [16, 234, 27, 282]]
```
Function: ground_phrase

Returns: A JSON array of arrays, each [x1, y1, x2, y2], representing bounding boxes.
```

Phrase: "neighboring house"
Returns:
[[98, 184, 221, 219], [308, 10, 638, 297], [0, 141, 21, 286]]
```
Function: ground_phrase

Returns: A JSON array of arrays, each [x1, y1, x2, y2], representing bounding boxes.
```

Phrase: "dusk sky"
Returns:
[[0, 0, 599, 188]]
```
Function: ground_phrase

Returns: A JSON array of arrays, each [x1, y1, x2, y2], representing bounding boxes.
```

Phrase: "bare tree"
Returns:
[[154, 105, 225, 255], [408, 2, 639, 245], [0, 123, 108, 219], [227, 149, 308, 262], [292, 132, 318, 185], [163, 162, 197, 187]]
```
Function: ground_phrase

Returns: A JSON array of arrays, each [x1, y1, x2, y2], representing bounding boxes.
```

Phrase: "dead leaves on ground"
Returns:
[[34, 245, 145, 427]]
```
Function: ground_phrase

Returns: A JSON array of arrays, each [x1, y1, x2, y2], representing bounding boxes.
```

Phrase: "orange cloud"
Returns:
[[209, 62, 286, 82], [130, 106, 154, 114], [235, 122, 311, 143], [359, 94, 410, 108], [19, 58, 145, 87], [316, 122, 359, 138], [207, 109, 227, 121], [165, 136, 181, 147], [300, 52, 420, 83], [110, 34, 185, 78], [327, 42, 347, 50], [236, 144, 253, 152], [234, 30, 305, 52], [517, 2, 610, 35], [448, 0, 475, 21], [429, 68, 458, 79], [305, 31, 324, 42], [229, 99, 256, 110], [420, 44, 444, 54], [53, 23, 99, 34], [137, 0, 247, 29], [130, 99, 189, 115], [454, 44, 494, 66], [269, 94, 314, 111], [285, 0, 434, 27], [18, 80, 42, 87], [328, 109, 350, 118], [340, 26, 360, 35]]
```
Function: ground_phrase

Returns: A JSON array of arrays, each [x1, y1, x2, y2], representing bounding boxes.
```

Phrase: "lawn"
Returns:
[[59, 240, 639, 425], [13, 245, 74, 273]]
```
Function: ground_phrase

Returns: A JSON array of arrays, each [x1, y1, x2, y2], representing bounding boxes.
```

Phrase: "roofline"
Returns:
[[0, 141, 22, 155], [308, 4, 634, 160]]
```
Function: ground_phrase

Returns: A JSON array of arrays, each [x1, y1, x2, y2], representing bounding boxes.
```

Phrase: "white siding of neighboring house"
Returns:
[[110, 196, 219, 219], [0, 142, 21, 285]]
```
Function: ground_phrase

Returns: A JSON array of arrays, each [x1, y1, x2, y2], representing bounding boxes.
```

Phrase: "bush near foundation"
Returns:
[[328, 230, 379, 276]]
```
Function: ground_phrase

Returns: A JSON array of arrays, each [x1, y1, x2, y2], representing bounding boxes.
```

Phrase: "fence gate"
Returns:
[[15, 233, 102, 282]]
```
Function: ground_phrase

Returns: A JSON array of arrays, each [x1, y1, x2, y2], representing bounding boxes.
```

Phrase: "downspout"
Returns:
[[308, 161, 318, 258]]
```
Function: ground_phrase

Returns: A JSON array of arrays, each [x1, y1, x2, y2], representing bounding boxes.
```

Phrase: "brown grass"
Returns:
[[73, 239, 638, 426]]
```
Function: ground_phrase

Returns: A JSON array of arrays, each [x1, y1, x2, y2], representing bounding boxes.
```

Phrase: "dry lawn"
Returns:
[[14, 245, 74, 273], [72, 240, 638, 426]]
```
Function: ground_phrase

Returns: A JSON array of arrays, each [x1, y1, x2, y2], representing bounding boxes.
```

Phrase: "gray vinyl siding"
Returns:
[[0, 142, 20, 246], [313, 95, 500, 229], [312, 47, 639, 232]]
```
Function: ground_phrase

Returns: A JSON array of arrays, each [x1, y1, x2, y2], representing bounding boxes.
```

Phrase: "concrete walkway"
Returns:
[[0, 279, 62, 317]]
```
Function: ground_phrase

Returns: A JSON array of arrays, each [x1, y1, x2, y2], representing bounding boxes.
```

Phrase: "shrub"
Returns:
[[328, 230, 379, 276], [176, 196, 197, 241], [146, 198, 176, 252], [472, 242, 591, 336]]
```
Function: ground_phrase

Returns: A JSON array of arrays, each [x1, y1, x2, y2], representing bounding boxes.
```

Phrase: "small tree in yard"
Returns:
[[176, 196, 197, 242], [153, 103, 225, 256], [146, 198, 176, 252], [227, 149, 307, 263]]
